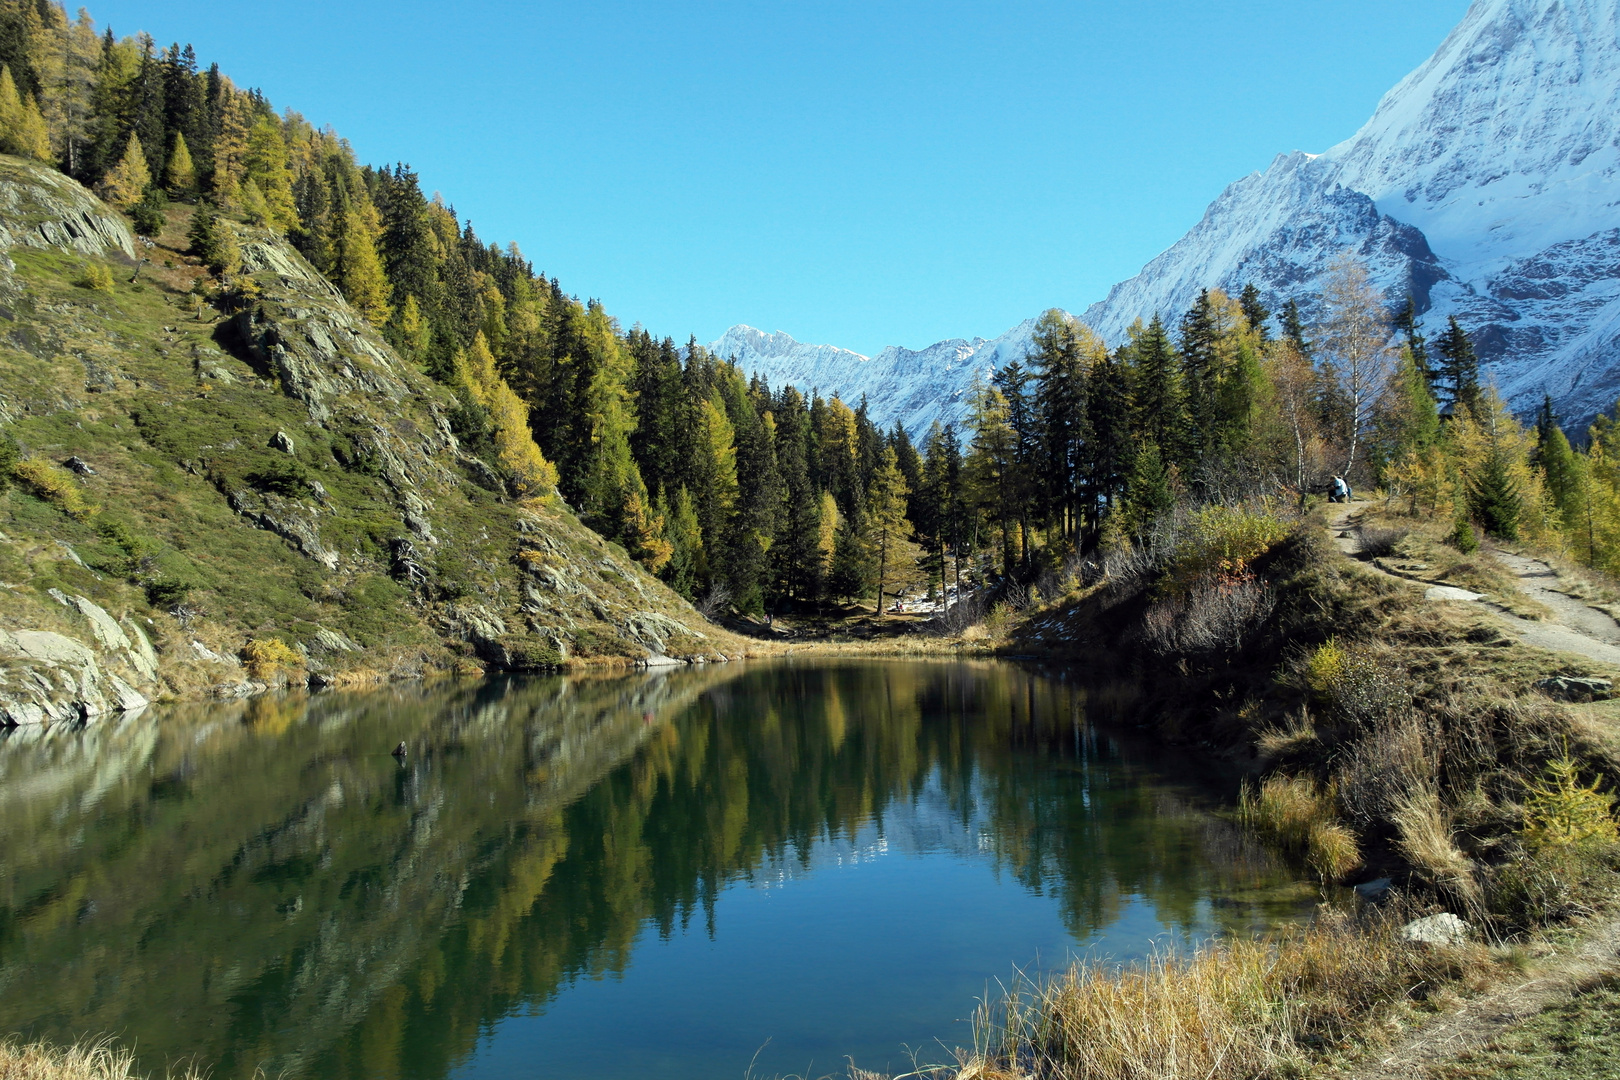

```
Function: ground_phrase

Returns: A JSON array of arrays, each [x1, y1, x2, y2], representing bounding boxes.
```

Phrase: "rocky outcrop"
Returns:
[[0, 593, 161, 724], [0, 160, 135, 260]]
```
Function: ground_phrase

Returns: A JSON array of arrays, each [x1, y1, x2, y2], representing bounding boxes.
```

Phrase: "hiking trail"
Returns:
[[1323, 501, 1620, 1079]]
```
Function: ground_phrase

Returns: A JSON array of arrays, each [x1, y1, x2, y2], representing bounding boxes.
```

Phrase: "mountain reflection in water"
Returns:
[[0, 660, 1312, 1080]]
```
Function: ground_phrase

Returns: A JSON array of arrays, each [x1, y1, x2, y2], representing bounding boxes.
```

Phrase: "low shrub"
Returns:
[[964, 910, 1489, 1080], [12, 457, 97, 520], [75, 262, 114, 291], [1448, 515, 1480, 553], [1301, 640, 1413, 728], [241, 637, 305, 680], [1392, 789, 1477, 905], [1162, 504, 1290, 598], [1142, 574, 1276, 654], [1355, 525, 1407, 558]]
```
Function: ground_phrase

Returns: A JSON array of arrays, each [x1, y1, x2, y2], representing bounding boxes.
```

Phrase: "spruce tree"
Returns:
[[1239, 283, 1270, 341], [1469, 438, 1522, 540], [1435, 316, 1481, 418], [1279, 298, 1312, 358], [1394, 296, 1431, 388], [1123, 442, 1174, 539], [1084, 344, 1132, 522], [1029, 308, 1090, 543], [1127, 315, 1183, 467], [1535, 397, 1584, 533], [658, 486, 703, 599]]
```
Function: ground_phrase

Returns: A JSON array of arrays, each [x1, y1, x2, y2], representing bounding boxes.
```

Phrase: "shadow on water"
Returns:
[[0, 659, 1312, 1080]]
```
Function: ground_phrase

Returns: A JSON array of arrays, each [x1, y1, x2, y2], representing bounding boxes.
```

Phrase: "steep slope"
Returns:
[[709, 318, 1043, 436], [0, 156, 731, 722], [1084, 0, 1620, 423]]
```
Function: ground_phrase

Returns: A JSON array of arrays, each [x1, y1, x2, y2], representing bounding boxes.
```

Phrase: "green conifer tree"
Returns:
[[1239, 283, 1270, 341], [1436, 316, 1482, 418]]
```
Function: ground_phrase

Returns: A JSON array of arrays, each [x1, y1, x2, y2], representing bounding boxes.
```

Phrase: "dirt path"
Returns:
[[1327, 504, 1620, 670]]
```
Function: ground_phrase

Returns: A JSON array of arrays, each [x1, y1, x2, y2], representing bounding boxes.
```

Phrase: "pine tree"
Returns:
[[1127, 315, 1183, 466], [95, 130, 150, 208]]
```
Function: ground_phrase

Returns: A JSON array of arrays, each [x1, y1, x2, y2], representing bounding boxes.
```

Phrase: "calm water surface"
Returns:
[[0, 660, 1313, 1079]]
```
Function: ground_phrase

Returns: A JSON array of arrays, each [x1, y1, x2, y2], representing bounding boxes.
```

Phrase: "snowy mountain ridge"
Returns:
[[708, 320, 1046, 436], [722, 0, 1620, 432], [1083, 0, 1620, 423]]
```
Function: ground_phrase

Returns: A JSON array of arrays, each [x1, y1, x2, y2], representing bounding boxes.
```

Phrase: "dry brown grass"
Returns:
[[0, 1038, 205, 1080], [1238, 775, 1363, 882], [949, 910, 1494, 1080]]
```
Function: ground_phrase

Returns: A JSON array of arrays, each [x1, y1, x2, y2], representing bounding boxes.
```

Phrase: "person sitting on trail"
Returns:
[[1330, 475, 1350, 503]]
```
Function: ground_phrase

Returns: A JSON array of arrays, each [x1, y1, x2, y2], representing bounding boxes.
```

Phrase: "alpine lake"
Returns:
[[0, 659, 1317, 1080]]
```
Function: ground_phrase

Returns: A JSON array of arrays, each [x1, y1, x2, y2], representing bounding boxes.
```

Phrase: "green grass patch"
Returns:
[[1429, 975, 1620, 1079]]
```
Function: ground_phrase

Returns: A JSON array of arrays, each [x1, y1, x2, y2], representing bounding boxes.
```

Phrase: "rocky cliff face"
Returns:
[[0, 156, 733, 724]]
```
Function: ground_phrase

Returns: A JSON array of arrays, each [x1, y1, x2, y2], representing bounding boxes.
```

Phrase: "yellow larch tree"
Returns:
[[95, 131, 150, 208]]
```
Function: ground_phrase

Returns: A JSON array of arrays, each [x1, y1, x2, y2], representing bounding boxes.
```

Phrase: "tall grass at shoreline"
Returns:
[[948, 910, 1492, 1080], [0, 1038, 206, 1080]]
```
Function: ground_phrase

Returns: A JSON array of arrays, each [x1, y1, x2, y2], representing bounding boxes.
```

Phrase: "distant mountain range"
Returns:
[[707, 321, 1046, 436], [716, 0, 1620, 435]]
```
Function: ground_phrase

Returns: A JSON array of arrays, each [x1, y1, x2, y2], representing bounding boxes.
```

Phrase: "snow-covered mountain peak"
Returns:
[[1083, 0, 1620, 424], [1325, 0, 1620, 272], [717, 0, 1620, 431]]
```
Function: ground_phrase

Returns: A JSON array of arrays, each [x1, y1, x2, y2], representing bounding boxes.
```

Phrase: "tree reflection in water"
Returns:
[[0, 660, 1310, 1080]]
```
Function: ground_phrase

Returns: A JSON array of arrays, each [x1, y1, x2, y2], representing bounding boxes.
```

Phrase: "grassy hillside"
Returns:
[[0, 155, 738, 718]]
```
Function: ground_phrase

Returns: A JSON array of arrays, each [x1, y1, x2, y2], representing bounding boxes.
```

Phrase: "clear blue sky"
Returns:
[[90, 1, 1470, 355]]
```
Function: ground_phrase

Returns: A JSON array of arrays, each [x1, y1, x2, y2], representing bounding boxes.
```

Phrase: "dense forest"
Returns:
[[3, 0, 1620, 619]]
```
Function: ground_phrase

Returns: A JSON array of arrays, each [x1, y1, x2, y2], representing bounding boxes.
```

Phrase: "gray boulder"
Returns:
[[1399, 912, 1470, 946]]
